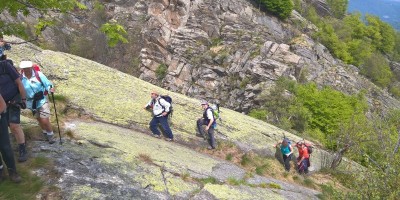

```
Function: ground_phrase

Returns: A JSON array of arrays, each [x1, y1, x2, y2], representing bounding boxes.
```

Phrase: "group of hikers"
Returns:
[[144, 93, 217, 149], [1, 33, 311, 185], [0, 34, 56, 183], [275, 138, 312, 174]]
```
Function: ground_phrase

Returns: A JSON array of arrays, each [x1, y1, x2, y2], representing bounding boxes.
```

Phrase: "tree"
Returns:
[[361, 52, 393, 88], [326, 0, 349, 19], [0, 0, 127, 47], [260, 0, 294, 19]]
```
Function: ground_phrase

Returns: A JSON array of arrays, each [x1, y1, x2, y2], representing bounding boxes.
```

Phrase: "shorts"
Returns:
[[7, 104, 21, 124], [34, 102, 51, 119]]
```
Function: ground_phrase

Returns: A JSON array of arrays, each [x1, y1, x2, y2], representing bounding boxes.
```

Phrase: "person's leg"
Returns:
[[7, 105, 27, 162], [208, 127, 216, 149], [36, 103, 55, 144], [0, 113, 21, 183], [149, 117, 161, 136], [283, 154, 291, 171], [196, 119, 206, 137], [159, 116, 173, 139]]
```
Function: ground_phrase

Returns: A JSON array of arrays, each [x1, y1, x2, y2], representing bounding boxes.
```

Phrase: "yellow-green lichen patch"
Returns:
[[70, 185, 103, 200], [134, 163, 199, 196], [6, 36, 341, 169], [74, 121, 220, 175], [203, 184, 284, 200]]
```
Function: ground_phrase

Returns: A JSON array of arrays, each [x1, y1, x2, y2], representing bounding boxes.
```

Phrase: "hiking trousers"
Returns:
[[283, 153, 292, 171], [197, 119, 216, 149], [150, 116, 173, 139], [0, 112, 17, 171]]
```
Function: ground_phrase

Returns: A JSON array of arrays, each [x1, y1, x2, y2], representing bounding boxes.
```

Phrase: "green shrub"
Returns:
[[226, 153, 233, 161], [248, 109, 268, 121], [361, 53, 393, 88], [260, 0, 294, 19], [155, 63, 168, 80], [240, 153, 251, 166]]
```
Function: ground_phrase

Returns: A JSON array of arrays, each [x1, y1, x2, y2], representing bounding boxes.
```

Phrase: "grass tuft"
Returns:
[[198, 177, 218, 185], [226, 177, 246, 186]]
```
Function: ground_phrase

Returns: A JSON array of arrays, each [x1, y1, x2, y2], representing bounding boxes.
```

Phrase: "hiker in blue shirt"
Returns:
[[0, 33, 11, 60], [19, 61, 56, 144], [274, 138, 294, 171]]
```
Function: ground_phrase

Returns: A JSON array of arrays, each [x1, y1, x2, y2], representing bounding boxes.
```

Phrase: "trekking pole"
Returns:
[[50, 86, 62, 145]]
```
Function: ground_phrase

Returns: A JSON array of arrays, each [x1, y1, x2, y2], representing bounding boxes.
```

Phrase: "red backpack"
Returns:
[[21, 64, 48, 95]]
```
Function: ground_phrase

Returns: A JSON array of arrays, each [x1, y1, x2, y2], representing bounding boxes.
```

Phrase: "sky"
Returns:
[[348, 0, 400, 30]]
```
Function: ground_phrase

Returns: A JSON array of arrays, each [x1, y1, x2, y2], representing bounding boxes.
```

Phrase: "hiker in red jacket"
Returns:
[[296, 142, 310, 174]]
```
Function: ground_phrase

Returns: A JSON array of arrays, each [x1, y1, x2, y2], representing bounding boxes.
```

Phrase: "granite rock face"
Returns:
[[3, 0, 399, 113]]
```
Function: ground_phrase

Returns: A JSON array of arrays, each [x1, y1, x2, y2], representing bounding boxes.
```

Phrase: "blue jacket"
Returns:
[[21, 70, 53, 110]]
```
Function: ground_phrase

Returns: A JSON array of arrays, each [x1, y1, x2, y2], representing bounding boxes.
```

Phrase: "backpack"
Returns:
[[20, 64, 48, 95], [210, 104, 220, 119], [157, 95, 173, 117], [305, 143, 313, 154]]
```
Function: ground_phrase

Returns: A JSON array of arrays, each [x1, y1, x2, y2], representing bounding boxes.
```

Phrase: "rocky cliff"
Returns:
[[5, 0, 399, 113], [135, 0, 400, 112], [6, 36, 357, 199]]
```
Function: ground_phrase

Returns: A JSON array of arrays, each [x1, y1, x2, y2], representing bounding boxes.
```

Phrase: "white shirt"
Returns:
[[146, 97, 171, 117], [206, 108, 214, 120]]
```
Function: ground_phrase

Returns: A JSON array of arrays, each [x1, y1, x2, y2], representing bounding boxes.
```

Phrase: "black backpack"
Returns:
[[157, 95, 173, 117]]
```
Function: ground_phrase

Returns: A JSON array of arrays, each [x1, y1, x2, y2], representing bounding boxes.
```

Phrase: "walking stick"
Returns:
[[50, 86, 62, 144]]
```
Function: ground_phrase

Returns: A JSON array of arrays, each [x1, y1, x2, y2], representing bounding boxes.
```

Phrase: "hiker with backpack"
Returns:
[[19, 61, 56, 144], [144, 91, 174, 141], [296, 141, 311, 174], [274, 138, 294, 171], [0, 94, 22, 183], [0, 59, 29, 162], [196, 100, 217, 150]]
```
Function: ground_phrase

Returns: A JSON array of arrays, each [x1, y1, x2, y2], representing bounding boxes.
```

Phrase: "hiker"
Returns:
[[19, 61, 56, 144], [144, 91, 174, 141], [0, 94, 22, 183], [274, 138, 293, 171], [0, 59, 28, 162], [296, 142, 310, 174], [0, 33, 11, 60], [196, 100, 216, 150]]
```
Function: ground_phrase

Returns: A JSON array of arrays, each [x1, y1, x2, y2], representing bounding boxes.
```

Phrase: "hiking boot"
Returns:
[[165, 138, 173, 142], [43, 132, 49, 141], [47, 134, 56, 144], [8, 169, 21, 183], [18, 144, 28, 162], [207, 146, 215, 150], [152, 134, 161, 138]]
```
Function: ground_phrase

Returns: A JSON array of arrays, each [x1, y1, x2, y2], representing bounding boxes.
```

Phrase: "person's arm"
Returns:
[[274, 142, 282, 148], [15, 77, 27, 103], [205, 109, 214, 131], [0, 95, 6, 113], [144, 100, 152, 109], [289, 145, 294, 154], [38, 71, 54, 92]]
